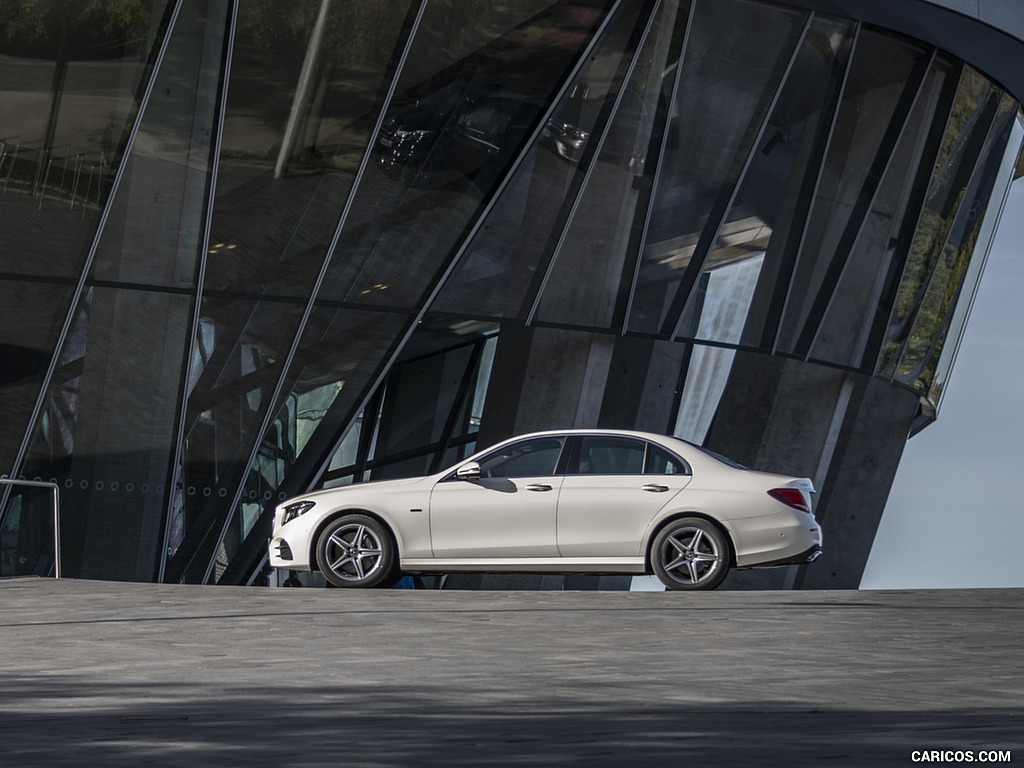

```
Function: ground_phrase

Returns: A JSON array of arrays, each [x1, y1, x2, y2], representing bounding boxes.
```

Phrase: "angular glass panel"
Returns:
[[204, 0, 416, 297], [198, 0, 616, 582], [3, 0, 231, 581], [375, 342, 477, 455], [669, 15, 855, 346], [810, 56, 960, 368], [0, 1, 173, 278], [891, 91, 1018, 394], [927, 111, 1023, 409], [533, 0, 690, 329], [164, 297, 305, 581], [18, 287, 191, 581], [876, 67, 1008, 381], [0, 0, 175, 482], [776, 29, 931, 355], [208, 309, 411, 584], [429, 0, 654, 319], [0, 281, 73, 475], [0, 484, 57, 577], [319, 0, 614, 311], [90, 0, 231, 289], [321, 329, 496, 487], [627, 0, 806, 336]]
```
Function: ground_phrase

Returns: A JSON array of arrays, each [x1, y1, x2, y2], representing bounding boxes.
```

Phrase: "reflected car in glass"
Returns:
[[268, 429, 822, 590], [374, 81, 539, 183]]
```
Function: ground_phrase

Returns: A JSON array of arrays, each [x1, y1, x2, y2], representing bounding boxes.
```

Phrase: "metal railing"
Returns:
[[0, 479, 61, 578]]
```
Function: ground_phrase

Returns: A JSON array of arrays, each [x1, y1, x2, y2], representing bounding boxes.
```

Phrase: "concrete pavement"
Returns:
[[1, 578, 1021, 766]]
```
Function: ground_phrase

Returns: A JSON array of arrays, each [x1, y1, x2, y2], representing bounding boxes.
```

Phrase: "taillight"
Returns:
[[768, 487, 810, 513]]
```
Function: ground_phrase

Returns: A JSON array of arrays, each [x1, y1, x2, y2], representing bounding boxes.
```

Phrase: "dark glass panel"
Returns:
[[319, 0, 614, 311], [321, 329, 495, 487], [209, 308, 411, 584], [532, 0, 690, 329], [809, 56, 960, 369], [0, 281, 73, 475], [204, 0, 416, 297], [667, 15, 855, 347], [164, 297, 305, 581], [891, 91, 1018, 394], [775, 30, 931, 355], [429, 0, 653, 319], [17, 287, 191, 581], [375, 342, 477, 456], [2, 0, 231, 581], [89, 0, 231, 289], [627, 0, 806, 336], [0, 484, 56, 577], [876, 67, 1007, 382], [0, 1, 174, 278]]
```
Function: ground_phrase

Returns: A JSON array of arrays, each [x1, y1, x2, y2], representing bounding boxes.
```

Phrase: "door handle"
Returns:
[[525, 483, 552, 492], [642, 484, 669, 492]]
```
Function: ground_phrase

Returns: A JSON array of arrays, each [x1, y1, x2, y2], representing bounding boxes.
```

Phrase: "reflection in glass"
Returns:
[[534, 0, 690, 329], [0, 0, 174, 479], [809, 56, 960, 369], [877, 67, 1013, 388], [926, 113, 1024, 408], [430, 0, 652, 319], [204, 0, 416, 298], [20, 288, 192, 581], [5, 0, 229, 582], [323, 0, 614, 312], [776, 29, 930, 356], [627, 0, 806, 336], [164, 298, 306, 581], [322, 330, 496, 488], [890, 91, 1018, 394], [208, 308, 411, 584], [0, 1, 172, 278], [0, 282, 72, 475], [677, 15, 855, 347]]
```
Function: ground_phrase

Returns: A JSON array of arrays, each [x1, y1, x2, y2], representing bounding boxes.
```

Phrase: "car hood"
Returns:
[[292, 476, 430, 504]]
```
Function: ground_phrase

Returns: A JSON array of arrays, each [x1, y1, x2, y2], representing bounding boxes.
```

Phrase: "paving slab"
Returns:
[[0, 578, 1021, 766]]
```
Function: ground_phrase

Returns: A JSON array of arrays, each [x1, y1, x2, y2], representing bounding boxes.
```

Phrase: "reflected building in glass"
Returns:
[[1, 0, 1022, 588]]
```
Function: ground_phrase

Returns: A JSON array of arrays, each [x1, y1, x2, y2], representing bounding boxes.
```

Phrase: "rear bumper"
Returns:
[[743, 544, 822, 569]]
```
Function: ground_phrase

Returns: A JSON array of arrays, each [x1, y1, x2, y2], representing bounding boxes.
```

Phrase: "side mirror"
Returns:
[[455, 462, 481, 481]]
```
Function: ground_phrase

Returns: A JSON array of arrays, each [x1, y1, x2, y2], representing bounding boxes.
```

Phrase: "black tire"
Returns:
[[651, 517, 730, 591], [315, 514, 397, 588]]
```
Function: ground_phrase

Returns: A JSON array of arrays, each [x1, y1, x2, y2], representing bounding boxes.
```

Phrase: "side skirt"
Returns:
[[400, 557, 646, 574]]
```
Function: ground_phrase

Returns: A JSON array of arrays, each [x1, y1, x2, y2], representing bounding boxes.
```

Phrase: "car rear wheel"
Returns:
[[651, 517, 729, 591], [316, 514, 396, 588]]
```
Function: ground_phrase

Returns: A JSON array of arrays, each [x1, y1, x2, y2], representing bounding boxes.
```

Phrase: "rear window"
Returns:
[[690, 443, 747, 470]]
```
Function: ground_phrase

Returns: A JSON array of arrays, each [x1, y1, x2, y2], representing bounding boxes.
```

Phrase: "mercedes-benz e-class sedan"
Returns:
[[268, 429, 822, 590]]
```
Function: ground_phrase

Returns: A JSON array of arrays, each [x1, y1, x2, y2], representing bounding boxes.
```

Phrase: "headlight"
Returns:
[[281, 500, 316, 525]]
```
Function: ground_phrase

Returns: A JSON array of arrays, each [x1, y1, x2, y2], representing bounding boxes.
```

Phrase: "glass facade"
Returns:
[[1, 0, 1020, 584]]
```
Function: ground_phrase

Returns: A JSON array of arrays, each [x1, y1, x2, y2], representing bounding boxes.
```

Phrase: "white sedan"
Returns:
[[268, 429, 822, 590]]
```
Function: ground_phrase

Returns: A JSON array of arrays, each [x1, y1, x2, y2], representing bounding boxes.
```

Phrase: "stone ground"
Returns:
[[1, 578, 1021, 766]]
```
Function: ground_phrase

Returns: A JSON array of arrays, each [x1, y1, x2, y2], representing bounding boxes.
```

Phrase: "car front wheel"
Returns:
[[651, 517, 729, 591], [315, 514, 396, 588]]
